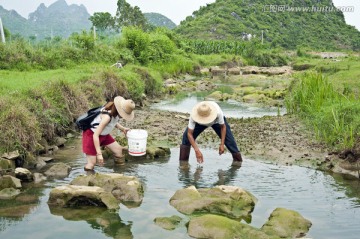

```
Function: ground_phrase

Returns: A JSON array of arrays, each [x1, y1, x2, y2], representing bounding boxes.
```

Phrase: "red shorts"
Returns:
[[82, 129, 115, 156]]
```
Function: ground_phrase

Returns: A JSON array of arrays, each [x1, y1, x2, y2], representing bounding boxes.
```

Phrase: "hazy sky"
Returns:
[[0, 0, 359, 30]]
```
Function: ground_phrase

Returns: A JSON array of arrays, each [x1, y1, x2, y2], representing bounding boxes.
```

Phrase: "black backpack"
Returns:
[[75, 106, 109, 131]]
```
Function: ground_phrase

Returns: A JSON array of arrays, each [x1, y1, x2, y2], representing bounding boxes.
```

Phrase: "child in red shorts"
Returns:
[[82, 96, 135, 171]]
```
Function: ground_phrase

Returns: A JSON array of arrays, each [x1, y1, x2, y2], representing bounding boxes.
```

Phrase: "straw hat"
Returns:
[[191, 101, 217, 125], [114, 96, 135, 121]]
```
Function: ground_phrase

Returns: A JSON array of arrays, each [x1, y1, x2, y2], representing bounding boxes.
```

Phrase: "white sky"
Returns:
[[0, 0, 359, 30]]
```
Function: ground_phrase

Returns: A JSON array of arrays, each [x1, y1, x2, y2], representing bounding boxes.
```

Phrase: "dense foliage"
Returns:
[[183, 39, 289, 66], [0, 26, 188, 71], [0, 32, 119, 70], [176, 0, 360, 50]]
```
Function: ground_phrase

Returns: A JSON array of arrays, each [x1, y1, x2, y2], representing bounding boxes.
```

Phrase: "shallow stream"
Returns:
[[151, 95, 286, 118], [1, 98, 360, 239]]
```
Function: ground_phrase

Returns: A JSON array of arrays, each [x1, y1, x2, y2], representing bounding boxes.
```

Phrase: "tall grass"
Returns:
[[149, 55, 194, 78], [183, 39, 289, 67], [286, 72, 359, 149]]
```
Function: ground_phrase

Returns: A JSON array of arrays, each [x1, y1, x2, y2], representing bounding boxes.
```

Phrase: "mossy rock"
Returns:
[[188, 214, 270, 239], [0, 188, 21, 200], [170, 185, 256, 220], [0, 175, 22, 190], [0, 159, 12, 170], [238, 86, 257, 96], [242, 93, 267, 103], [146, 146, 170, 159], [206, 91, 232, 101], [261, 208, 312, 238], [71, 173, 144, 205], [154, 215, 182, 230]]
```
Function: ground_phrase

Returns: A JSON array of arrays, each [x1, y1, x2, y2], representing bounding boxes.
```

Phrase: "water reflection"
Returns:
[[213, 165, 242, 186], [178, 161, 242, 188], [110, 154, 171, 186], [331, 172, 360, 205], [49, 207, 133, 239], [0, 182, 44, 232]]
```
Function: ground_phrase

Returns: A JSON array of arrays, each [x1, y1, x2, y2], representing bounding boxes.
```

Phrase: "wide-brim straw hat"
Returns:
[[114, 96, 135, 121], [191, 101, 217, 125]]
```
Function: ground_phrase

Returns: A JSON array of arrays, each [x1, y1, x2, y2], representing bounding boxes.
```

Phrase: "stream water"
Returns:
[[1, 98, 360, 239], [151, 94, 287, 118]]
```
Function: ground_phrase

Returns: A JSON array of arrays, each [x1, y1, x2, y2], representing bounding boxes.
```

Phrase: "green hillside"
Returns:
[[144, 12, 177, 29], [175, 0, 360, 50]]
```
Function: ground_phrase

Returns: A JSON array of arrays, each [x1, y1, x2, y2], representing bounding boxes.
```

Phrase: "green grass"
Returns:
[[149, 55, 194, 78], [0, 63, 108, 95], [190, 53, 242, 67], [293, 55, 360, 94], [286, 70, 360, 150]]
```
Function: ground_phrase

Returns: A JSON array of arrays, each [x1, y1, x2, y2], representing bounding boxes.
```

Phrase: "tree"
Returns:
[[115, 0, 147, 30], [89, 12, 115, 31], [116, 0, 132, 27], [3, 27, 10, 40], [132, 6, 147, 29]]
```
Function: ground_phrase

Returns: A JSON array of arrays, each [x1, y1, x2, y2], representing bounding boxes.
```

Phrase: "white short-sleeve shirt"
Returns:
[[90, 108, 119, 135], [188, 102, 224, 129]]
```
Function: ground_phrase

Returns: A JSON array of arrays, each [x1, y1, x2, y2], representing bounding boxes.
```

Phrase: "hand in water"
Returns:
[[97, 155, 104, 166], [195, 149, 204, 164], [219, 144, 225, 155]]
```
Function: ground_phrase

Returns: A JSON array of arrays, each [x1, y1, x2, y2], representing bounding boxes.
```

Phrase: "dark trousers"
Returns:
[[182, 117, 240, 154]]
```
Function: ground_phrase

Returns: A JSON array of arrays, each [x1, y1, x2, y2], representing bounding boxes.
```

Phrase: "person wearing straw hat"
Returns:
[[82, 96, 135, 171], [179, 101, 243, 166]]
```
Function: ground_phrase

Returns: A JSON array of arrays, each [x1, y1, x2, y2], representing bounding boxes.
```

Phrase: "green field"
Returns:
[[0, 63, 108, 95]]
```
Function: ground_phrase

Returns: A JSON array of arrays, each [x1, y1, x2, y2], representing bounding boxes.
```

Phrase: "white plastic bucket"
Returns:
[[127, 129, 148, 156]]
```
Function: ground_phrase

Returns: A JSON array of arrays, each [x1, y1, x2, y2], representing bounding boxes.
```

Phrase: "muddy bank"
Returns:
[[123, 107, 359, 178]]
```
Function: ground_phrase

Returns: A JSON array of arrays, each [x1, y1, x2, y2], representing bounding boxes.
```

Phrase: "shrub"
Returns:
[[69, 30, 95, 51], [117, 69, 145, 102], [122, 27, 150, 64], [147, 32, 177, 62]]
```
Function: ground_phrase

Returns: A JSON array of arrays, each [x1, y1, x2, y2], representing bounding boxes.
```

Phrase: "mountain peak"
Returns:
[[50, 0, 68, 8], [3, 0, 91, 39]]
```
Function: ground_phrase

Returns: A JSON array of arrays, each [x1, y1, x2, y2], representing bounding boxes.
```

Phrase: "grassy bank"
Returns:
[[286, 56, 360, 150]]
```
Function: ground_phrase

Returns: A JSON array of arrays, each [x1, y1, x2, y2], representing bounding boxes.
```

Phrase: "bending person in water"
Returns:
[[179, 101, 243, 166]]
